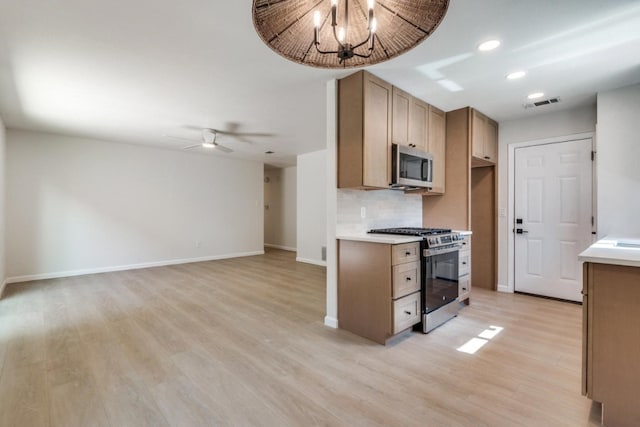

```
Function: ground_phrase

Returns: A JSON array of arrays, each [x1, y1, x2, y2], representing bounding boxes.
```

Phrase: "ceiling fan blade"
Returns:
[[182, 143, 203, 150], [215, 130, 274, 138], [215, 144, 233, 154], [164, 134, 200, 143]]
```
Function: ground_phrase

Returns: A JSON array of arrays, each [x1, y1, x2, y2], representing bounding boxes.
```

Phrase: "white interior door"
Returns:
[[514, 139, 593, 302]]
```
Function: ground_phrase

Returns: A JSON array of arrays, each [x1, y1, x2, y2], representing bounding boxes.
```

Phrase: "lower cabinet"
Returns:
[[338, 239, 422, 344], [582, 262, 640, 426], [458, 234, 471, 302]]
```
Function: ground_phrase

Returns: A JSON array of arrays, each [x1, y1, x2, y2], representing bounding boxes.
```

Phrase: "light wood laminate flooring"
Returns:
[[0, 248, 601, 426]]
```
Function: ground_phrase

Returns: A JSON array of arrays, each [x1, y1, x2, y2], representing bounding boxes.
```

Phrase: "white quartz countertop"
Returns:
[[579, 237, 640, 267], [336, 233, 423, 244]]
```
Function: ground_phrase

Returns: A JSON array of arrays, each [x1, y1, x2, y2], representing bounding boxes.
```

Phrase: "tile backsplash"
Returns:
[[337, 189, 422, 234]]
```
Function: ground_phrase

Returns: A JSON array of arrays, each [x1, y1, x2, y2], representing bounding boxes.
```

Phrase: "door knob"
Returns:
[[515, 228, 529, 234]]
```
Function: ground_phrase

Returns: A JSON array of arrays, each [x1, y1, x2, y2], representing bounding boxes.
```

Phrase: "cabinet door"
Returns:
[[484, 118, 498, 163], [428, 105, 446, 194], [471, 109, 486, 159], [363, 73, 392, 188], [409, 97, 428, 150], [392, 87, 411, 147]]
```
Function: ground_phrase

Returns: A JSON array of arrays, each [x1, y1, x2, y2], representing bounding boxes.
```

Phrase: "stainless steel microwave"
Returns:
[[391, 144, 433, 189]]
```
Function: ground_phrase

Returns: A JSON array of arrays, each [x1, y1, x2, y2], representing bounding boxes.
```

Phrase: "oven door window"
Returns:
[[424, 251, 459, 313]]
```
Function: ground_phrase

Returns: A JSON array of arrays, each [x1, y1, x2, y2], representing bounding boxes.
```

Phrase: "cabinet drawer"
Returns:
[[392, 242, 420, 265], [393, 292, 421, 334], [459, 277, 470, 301], [459, 251, 470, 277], [459, 235, 471, 251], [392, 261, 420, 299]]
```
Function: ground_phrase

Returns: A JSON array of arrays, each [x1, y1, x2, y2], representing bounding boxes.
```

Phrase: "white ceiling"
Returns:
[[0, 0, 639, 167]]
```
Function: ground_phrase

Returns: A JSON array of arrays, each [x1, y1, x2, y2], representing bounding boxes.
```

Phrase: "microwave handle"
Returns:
[[422, 159, 433, 182]]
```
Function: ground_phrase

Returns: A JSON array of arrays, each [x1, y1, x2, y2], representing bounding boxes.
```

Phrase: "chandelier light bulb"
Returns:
[[331, 0, 338, 6], [368, 0, 375, 10], [337, 27, 345, 43], [371, 17, 377, 33], [313, 10, 321, 28]]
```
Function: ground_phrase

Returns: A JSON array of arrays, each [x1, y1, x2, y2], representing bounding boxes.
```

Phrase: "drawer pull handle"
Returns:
[[405, 251, 411, 256], [484, 156, 490, 160], [462, 262, 467, 265], [406, 277, 412, 281], [462, 287, 467, 291], [404, 310, 412, 315]]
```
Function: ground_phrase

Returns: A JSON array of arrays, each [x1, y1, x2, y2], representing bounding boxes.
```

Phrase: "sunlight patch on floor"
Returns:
[[457, 325, 504, 354]]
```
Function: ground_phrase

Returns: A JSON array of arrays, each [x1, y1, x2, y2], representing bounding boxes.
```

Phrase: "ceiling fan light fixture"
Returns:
[[252, 0, 450, 69]]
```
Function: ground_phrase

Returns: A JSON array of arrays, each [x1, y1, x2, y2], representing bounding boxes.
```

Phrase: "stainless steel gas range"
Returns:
[[368, 227, 465, 333]]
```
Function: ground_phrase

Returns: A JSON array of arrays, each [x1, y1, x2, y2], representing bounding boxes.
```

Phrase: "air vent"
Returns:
[[523, 97, 561, 109]]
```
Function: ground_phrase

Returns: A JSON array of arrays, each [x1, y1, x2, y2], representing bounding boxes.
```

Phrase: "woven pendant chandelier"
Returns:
[[252, 0, 449, 69]]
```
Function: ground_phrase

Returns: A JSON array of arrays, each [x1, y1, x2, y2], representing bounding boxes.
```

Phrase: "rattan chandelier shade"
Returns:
[[252, 0, 450, 68]]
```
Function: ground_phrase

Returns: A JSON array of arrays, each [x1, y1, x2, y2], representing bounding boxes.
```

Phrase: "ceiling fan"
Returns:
[[182, 122, 274, 144], [166, 128, 233, 153], [165, 123, 274, 154]]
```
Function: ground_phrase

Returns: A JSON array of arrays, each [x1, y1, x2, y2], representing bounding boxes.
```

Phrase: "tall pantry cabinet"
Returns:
[[422, 107, 498, 291]]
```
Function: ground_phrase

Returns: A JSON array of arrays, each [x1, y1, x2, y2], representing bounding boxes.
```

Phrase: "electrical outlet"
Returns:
[[360, 207, 366, 219], [499, 208, 507, 218]]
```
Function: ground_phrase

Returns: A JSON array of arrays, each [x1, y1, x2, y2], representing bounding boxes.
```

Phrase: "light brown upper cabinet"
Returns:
[[338, 71, 446, 193], [427, 105, 446, 194], [338, 71, 392, 189], [392, 87, 411, 147], [422, 107, 498, 292], [392, 87, 428, 150], [471, 109, 498, 167]]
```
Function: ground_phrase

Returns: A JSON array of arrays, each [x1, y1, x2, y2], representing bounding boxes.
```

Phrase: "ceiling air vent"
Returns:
[[524, 97, 561, 109]]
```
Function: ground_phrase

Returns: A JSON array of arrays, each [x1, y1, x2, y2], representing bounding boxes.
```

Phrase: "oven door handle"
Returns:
[[423, 244, 462, 257]]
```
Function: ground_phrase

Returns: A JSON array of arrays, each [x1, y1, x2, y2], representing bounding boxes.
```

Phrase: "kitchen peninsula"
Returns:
[[579, 238, 640, 427], [337, 229, 471, 345]]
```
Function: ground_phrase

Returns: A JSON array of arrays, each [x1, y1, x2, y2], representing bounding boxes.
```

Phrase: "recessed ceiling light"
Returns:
[[528, 92, 545, 99], [478, 40, 501, 51], [506, 71, 526, 80]]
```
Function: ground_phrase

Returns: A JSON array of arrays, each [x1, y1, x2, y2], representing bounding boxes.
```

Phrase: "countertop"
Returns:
[[579, 237, 640, 267], [336, 230, 472, 245], [336, 233, 423, 244]]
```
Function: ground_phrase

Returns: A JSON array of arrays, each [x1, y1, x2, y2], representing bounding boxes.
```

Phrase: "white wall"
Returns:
[[0, 117, 6, 296], [497, 105, 597, 291], [297, 150, 327, 266], [264, 166, 297, 251], [597, 84, 640, 237], [6, 129, 264, 281]]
